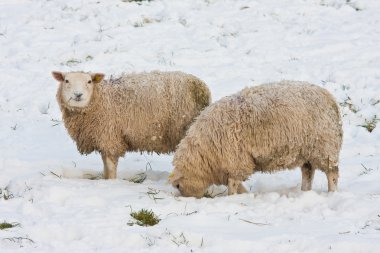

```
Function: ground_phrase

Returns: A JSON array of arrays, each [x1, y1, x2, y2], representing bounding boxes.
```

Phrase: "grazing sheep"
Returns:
[[170, 81, 343, 198], [52, 71, 211, 179]]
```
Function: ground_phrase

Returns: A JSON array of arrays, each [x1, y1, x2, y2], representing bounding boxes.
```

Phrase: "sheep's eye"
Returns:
[[65, 80, 69, 83], [176, 184, 180, 189], [88, 80, 92, 84]]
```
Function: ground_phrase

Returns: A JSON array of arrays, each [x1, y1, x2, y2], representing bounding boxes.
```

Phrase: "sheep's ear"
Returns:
[[52, 71, 64, 82], [168, 170, 183, 184], [91, 73, 105, 84]]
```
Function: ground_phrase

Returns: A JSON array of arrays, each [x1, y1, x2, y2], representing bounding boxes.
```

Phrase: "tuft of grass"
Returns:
[[3, 236, 34, 244], [359, 163, 376, 176], [51, 118, 62, 127], [359, 115, 379, 133], [146, 188, 164, 202], [165, 230, 189, 247], [0, 222, 20, 230], [0, 187, 14, 200], [50, 171, 62, 179], [140, 235, 156, 247], [239, 218, 271, 226], [85, 55, 93, 61], [83, 173, 102, 180], [61, 58, 81, 67], [128, 172, 147, 183], [128, 209, 160, 226], [171, 232, 189, 247], [339, 97, 359, 113]]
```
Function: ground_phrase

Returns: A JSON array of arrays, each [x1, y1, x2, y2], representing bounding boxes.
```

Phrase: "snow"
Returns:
[[0, 0, 379, 252]]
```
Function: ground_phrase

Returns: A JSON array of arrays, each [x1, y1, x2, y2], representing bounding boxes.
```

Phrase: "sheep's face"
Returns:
[[169, 171, 207, 198], [52, 71, 104, 108]]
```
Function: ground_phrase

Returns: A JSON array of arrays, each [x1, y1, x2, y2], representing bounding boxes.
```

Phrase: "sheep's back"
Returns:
[[102, 71, 210, 154], [183, 81, 342, 175]]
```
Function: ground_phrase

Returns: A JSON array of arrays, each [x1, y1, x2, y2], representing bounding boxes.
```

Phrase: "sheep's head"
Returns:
[[169, 170, 208, 198], [52, 71, 104, 109]]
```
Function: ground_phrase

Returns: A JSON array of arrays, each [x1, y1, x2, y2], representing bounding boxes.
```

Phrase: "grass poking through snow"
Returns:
[[0, 222, 20, 230], [128, 172, 147, 183], [0, 187, 14, 200], [128, 209, 160, 226], [359, 115, 379, 133], [340, 96, 360, 114]]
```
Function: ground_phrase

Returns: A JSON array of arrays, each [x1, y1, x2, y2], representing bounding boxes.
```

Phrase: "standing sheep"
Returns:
[[52, 71, 211, 179], [170, 81, 343, 198]]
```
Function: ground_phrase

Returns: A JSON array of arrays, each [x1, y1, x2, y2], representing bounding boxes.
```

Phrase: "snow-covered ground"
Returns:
[[1, 0, 380, 252]]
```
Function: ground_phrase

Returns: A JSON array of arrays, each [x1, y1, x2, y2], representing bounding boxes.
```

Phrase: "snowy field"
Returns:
[[1, 0, 380, 252]]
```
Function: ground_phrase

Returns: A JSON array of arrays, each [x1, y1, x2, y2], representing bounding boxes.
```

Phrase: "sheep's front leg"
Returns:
[[228, 178, 242, 195], [101, 153, 118, 179], [326, 167, 339, 192]]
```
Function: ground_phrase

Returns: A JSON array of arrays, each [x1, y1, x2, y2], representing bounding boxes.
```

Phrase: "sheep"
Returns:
[[170, 81, 343, 198], [52, 71, 211, 179]]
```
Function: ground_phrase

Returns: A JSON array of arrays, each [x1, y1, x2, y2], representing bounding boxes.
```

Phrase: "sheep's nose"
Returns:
[[74, 92, 83, 98]]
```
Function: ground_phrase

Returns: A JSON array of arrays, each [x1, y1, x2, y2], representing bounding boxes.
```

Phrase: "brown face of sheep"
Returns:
[[170, 171, 207, 198], [52, 71, 105, 109]]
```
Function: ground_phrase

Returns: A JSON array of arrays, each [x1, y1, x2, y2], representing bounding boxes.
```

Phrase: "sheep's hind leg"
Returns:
[[301, 162, 315, 191], [101, 153, 118, 179], [326, 166, 339, 192]]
